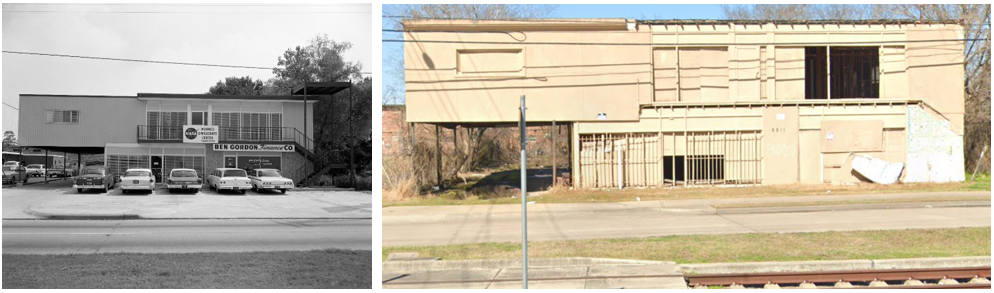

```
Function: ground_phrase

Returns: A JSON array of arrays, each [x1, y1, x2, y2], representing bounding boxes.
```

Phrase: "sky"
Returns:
[[381, 4, 727, 104], [2, 3, 372, 135]]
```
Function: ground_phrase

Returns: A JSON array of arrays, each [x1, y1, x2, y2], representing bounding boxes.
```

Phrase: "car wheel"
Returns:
[[281, 189, 286, 194], [239, 190, 246, 195], [77, 188, 82, 193], [123, 189, 128, 194]]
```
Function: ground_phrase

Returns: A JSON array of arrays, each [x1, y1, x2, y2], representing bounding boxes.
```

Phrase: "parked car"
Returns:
[[3, 161, 21, 169], [73, 165, 115, 193], [166, 168, 202, 193], [25, 164, 45, 177], [45, 164, 76, 178], [207, 168, 251, 194], [119, 168, 155, 194], [2, 165, 28, 186], [247, 168, 294, 194]]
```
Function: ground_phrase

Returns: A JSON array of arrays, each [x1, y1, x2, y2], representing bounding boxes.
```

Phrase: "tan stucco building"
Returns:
[[403, 19, 966, 188]]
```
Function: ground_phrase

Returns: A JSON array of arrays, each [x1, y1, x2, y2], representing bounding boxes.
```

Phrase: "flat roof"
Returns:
[[637, 19, 962, 25], [138, 93, 320, 101], [291, 82, 351, 96]]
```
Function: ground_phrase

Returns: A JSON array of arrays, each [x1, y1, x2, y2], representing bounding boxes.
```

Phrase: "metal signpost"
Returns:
[[519, 95, 529, 289]]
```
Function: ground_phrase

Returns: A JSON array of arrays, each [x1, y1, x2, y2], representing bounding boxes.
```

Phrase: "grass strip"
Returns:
[[3, 249, 371, 289], [387, 173, 991, 207], [383, 227, 991, 264]]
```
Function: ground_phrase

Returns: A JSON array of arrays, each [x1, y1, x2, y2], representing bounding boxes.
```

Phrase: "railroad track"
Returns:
[[686, 266, 992, 289]]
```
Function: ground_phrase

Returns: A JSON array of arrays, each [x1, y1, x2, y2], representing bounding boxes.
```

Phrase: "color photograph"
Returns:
[[380, 4, 991, 289]]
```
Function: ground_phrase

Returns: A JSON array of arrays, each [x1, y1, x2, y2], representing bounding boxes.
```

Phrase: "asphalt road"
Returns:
[[3, 218, 371, 254], [383, 206, 991, 246]]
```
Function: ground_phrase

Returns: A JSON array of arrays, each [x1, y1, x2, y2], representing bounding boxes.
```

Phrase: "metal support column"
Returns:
[[435, 124, 442, 186], [44, 149, 49, 184], [519, 95, 529, 289], [552, 120, 557, 185]]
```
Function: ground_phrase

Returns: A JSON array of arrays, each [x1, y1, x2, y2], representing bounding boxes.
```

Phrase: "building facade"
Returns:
[[402, 19, 966, 188], [18, 93, 319, 183]]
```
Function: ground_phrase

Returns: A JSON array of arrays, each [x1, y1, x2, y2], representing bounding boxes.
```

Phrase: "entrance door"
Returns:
[[151, 156, 163, 182]]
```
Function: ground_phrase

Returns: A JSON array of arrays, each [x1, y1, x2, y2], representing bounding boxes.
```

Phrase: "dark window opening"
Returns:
[[191, 112, 206, 125], [805, 47, 828, 99], [663, 155, 725, 183], [805, 46, 879, 100], [663, 156, 686, 182], [829, 47, 879, 99]]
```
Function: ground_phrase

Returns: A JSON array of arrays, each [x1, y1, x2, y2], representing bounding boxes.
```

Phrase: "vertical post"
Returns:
[[349, 82, 355, 188], [552, 120, 557, 185], [435, 124, 442, 186], [303, 83, 308, 150], [826, 46, 831, 100], [519, 95, 529, 289], [44, 149, 49, 184]]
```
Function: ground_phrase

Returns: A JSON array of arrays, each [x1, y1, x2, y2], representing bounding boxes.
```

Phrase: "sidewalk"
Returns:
[[382, 256, 991, 289], [2, 180, 372, 219], [383, 191, 990, 224]]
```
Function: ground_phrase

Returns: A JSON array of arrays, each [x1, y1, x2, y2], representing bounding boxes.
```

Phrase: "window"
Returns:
[[805, 46, 879, 100], [45, 110, 79, 123], [191, 112, 206, 125]]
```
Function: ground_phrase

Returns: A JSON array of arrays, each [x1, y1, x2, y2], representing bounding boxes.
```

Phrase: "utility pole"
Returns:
[[519, 95, 529, 289]]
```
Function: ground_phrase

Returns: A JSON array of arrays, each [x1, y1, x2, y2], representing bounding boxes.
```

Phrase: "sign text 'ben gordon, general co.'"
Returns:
[[212, 144, 295, 152]]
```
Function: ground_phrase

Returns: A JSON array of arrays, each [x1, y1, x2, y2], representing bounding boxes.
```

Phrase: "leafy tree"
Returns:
[[207, 76, 268, 95], [2, 131, 16, 151]]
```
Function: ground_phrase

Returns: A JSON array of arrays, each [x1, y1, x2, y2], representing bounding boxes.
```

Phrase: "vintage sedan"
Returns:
[[166, 168, 202, 193], [2, 165, 28, 186], [25, 164, 45, 177], [207, 168, 251, 194], [247, 168, 294, 194], [74, 165, 115, 193], [119, 168, 155, 194]]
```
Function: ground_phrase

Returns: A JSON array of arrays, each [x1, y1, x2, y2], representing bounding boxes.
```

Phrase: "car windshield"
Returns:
[[223, 170, 246, 177], [82, 168, 104, 175], [258, 170, 281, 177], [125, 171, 151, 177], [171, 170, 197, 177]]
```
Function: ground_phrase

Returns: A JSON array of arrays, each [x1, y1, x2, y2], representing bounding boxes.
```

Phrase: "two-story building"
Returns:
[[18, 82, 351, 185], [402, 18, 967, 188]]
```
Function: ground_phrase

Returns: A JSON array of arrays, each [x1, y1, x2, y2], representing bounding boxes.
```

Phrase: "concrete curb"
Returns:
[[715, 200, 991, 215], [383, 257, 675, 273], [679, 256, 992, 275], [383, 200, 990, 224], [23, 207, 142, 220]]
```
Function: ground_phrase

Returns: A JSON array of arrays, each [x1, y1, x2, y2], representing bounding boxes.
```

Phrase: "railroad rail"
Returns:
[[686, 266, 992, 289]]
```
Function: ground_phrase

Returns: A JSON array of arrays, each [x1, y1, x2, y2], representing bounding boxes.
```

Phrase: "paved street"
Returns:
[[3, 218, 371, 254], [383, 203, 991, 246]]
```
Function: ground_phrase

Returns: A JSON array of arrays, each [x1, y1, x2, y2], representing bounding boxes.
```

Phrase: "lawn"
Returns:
[[3, 249, 371, 289], [385, 172, 992, 207], [383, 227, 991, 264]]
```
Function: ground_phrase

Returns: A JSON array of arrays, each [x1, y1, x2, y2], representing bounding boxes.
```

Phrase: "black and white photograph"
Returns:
[[2, 3, 373, 289]]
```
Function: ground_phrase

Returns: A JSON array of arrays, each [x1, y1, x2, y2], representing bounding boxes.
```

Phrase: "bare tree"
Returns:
[[382, 5, 558, 188]]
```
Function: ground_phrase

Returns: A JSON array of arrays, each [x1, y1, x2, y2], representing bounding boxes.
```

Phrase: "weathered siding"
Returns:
[[19, 95, 145, 147]]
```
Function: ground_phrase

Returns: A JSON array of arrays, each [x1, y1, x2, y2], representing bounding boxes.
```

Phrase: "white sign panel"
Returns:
[[183, 125, 219, 143], [212, 144, 295, 152]]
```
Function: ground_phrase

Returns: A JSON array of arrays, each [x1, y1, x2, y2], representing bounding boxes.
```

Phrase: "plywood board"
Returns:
[[820, 120, 884, 153]]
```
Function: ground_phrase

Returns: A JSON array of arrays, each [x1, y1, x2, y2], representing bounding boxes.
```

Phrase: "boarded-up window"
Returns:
[[653, 48, 678, 102], [775, 47, 806, 99], [679, 47, 729, 102], [456, 49, 523, 75]]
